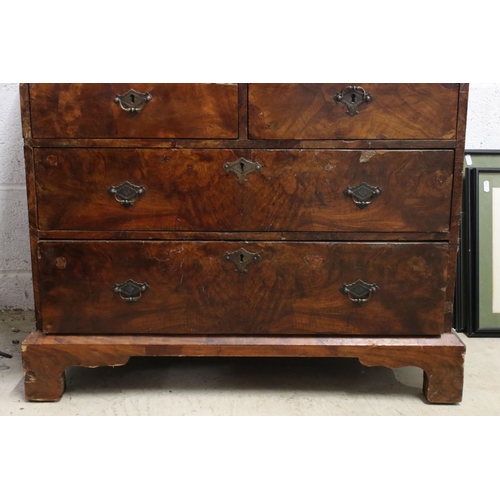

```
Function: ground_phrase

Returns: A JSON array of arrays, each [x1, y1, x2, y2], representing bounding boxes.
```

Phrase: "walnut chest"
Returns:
[[20, 83, 468, 403]]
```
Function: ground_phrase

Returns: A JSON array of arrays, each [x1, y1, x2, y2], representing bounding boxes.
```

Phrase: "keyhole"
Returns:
[[351, 93, 356, 103], [240, 162, 245, 172], [130, 94, 135, 103], [240, 254, 244, 263]]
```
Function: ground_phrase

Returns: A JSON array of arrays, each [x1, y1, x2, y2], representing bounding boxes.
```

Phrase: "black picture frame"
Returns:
[[456, 166, 500, 336]]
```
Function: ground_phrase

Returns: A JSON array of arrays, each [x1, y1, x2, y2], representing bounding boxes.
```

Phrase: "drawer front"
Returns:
[[29, 84, 238, 139], [248, 84, 459, 140], [38, 241, 447, 335], [35, 148, 454, 233]]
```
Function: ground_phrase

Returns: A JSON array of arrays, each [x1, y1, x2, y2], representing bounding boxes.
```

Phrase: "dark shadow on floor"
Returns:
[[60, 356, 424, 400]]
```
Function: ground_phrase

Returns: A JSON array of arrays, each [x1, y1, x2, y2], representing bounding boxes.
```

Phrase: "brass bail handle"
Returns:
[[113, 280, 149, 302], [344, 182, 382, 209], [108, 181, 146, 207], [340, 280, 379, 303]]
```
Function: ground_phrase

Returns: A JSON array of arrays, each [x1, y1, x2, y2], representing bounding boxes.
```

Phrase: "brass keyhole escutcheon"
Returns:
[[114, 89, 152, 113], [224, 248, 262, 274], [223, 158, 263, 185], [333, 86, 373, 116]]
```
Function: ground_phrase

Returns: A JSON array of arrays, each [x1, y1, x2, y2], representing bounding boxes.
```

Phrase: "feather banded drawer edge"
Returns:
[[20, 83, 468, 403]]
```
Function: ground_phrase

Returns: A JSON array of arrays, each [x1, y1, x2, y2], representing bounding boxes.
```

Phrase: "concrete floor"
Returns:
[[1, 309, 499, 415]]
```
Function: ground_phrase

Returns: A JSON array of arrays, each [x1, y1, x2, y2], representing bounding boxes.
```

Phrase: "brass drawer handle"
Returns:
[[114, 89, 152, 113], [224, 248, 262, 274], [113, 280, 149, 302], [108, 181, 146, 207], [344, 182, 382, 209], [333, 86, 372, 116], [223, 158, 263, 185], [340, 280, 379, 303]]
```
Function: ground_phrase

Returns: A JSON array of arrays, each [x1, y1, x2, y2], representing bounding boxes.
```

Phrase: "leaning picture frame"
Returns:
[[465, 167, 500, 336]]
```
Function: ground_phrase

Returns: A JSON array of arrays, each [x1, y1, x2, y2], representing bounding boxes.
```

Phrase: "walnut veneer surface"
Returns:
[[20, 83, 468, 402]]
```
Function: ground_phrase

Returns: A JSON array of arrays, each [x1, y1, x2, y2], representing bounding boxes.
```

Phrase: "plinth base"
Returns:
[[22, 332, 465, 403]]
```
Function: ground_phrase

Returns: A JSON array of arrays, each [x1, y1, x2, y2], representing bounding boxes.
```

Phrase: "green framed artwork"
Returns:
[[464, 167, 500, 335]]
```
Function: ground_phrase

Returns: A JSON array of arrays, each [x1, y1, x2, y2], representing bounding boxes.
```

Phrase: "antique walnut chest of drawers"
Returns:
[[20, 83, 468, 402]]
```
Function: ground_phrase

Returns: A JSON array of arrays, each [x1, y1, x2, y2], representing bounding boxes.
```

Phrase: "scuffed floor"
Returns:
[[1, 309, 499, 415]]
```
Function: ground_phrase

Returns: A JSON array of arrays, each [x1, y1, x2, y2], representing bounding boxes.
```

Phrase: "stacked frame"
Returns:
[[456, 166, 500, 336]]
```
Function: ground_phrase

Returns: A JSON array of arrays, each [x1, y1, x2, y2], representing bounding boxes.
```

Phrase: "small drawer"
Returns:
[[29, 84, 238, 139], [248, 83, 459, 140], [35, 148, 454, 233], [38, 241, 448, 336]]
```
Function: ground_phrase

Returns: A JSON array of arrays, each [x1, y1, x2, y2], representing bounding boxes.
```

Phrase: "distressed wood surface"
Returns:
[[23, 145, 41, 330], [249, 83, 460, 140], [29, 232, 42, 331], [23, 146, 37, 230], [443, 83, 469, 332], [25, 138, 458, 149], [238, 83, 248, 139], [36, 230, 450, 241], [29, 84, 239, 139], [19, 83, 31, 139], [35, 148, 454, 233], [38, 241, 448, 336], [22, 331, 465, 403]]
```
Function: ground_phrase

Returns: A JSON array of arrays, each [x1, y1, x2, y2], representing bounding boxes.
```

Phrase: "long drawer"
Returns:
[[38, 241, 448, 335], [35, 148, 454, 233], [248, 83, 459, 140], [29, 84, 239, 139]]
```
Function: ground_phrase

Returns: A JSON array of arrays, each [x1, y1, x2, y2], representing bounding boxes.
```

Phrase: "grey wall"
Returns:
[[0, 83, 32, 309], [465, 84, 500, 150]]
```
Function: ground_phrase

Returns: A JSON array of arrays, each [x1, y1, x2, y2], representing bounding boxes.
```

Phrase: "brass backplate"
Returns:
[[223, 248, 262, 274], [223, 158, 263, 185]]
